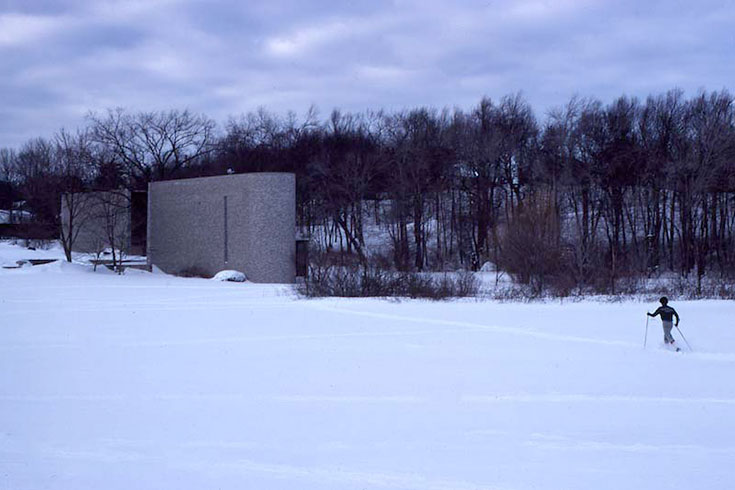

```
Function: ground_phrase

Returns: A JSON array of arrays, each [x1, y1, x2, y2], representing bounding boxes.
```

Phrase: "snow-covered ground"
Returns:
[[0, 240, 65, 267], [1, 242, 734, 489], [0, 240, 146, 269]]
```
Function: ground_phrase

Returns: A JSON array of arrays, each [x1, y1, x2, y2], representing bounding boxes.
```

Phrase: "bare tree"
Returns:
[[88, 108, 216, 185], [500, 195, 563, 294], [308, 110, 385, 263], [385, 108, 453, 271], [5, 90, 735, 294], [57, 129, 96, 262], [89, 190, 131, 272], [0, 148, 18, 219], [680, 90, 735, 289], [0, 148, 16, 183], [15, 138, 59, 228]]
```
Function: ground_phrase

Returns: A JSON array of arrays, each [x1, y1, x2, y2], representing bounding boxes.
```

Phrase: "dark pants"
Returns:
[[663, 321, 675, 344]]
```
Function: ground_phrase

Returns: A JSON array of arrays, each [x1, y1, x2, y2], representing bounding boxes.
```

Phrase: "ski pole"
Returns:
[[643, 315, 649, 349], [675, 324, 693, 351]]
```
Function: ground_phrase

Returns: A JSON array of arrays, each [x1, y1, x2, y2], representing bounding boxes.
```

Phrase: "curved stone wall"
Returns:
[[241, 173, 296, 284]]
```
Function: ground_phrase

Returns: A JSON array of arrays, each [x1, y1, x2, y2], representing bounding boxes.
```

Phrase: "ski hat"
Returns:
[[660, 296, 668, 305]]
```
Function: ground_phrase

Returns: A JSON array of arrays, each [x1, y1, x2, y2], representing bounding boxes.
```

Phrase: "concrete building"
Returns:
[[61, 172, 297, 283], [147, 173, 296, 283], [60, 190, 147, 256]]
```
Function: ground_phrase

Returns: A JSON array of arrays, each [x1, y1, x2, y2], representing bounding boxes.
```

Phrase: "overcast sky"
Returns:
[[1, 0, 733, 148]]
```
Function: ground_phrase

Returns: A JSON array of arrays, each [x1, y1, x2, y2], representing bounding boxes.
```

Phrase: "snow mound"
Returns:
[[149, 264, 168, 275], [37, 259, 114, 275], [212, 270, 248, 282], [0, 258, 115, 276], [480, 261, 497, 272]]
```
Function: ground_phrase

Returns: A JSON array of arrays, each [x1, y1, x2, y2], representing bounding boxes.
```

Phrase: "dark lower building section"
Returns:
[[130, 191, 148, 256]]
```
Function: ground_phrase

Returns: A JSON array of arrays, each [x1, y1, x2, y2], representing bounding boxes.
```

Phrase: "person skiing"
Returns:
[[648, 296, 680, 349]]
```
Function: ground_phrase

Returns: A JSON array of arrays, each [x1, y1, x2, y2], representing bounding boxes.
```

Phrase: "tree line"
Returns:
[[1, 89, 734, 293]]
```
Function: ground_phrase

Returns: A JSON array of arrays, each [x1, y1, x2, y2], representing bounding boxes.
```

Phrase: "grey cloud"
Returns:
[[1, 0, 734, 147]]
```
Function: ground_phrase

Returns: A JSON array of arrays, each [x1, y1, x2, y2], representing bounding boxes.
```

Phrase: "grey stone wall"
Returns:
[[61, 191, 131, 254], [147, 173, 296, 283]]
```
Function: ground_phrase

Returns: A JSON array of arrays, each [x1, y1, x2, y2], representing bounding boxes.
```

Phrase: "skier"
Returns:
[[647, 296, 680, 350]]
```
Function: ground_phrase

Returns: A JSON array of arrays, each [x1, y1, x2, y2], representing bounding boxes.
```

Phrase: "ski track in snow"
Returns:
[[0, 329, 452, 350], [185, 458, 507, 490], [3, 393, 735, 406], [524, 433, 735, 455], [0, 302, 297, 315], [0, 442, 504, 490], [307, 302, 640, 347], [307, 302, 735, 363], [461, 393, 735, 405]]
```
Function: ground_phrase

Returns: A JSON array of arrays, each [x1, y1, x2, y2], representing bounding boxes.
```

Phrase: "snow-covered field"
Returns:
[[1, 242, 735, 490]]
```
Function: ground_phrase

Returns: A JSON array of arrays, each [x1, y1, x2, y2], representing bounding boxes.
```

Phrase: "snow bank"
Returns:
[[0, 240, 65, 267], [1, 258, 115, 276], [0, 242, 121, 275], [479, 261, 496, 272]]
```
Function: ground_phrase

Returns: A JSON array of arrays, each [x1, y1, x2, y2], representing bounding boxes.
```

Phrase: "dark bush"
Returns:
[[298, 255, 480, 300], [174, 266, 211, 278], [498, 198, 564, 294]]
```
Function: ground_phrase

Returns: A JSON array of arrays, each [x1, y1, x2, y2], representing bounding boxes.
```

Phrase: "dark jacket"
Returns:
[[650, 306, 680, 324]]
